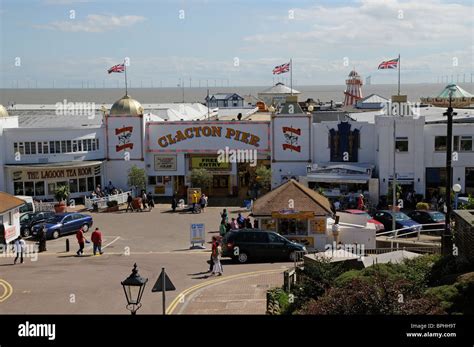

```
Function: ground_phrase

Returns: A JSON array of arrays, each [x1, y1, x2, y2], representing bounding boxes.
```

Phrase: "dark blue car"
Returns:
[[373, 210, 422, 234], [31, 213, 93, 240]]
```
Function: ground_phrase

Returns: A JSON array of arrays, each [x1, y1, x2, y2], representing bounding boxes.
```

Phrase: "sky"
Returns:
[[0, 0, 473, 88]]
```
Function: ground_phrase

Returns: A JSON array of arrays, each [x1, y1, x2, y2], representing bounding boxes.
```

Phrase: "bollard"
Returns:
[[66, 239, 70, 252]]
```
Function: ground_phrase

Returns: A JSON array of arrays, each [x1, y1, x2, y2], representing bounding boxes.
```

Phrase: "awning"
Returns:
[[4, 160, 103, 170]]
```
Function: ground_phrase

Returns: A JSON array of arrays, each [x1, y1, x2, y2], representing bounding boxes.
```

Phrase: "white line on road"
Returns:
[[102, 236, 121, 250]]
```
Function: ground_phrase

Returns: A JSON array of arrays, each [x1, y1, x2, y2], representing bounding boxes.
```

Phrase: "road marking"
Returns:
[[166, 268, 285, 314], [0, 279, 13, 303], [102, 236, 120, 250]]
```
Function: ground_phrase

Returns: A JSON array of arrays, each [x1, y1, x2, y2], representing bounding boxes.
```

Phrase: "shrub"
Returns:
[[416, 202, 430, 210], [190, 168, 212, 189], [428, 255, 474, 286], [54, 185, 69, 202], [425, 285, 459, 312]]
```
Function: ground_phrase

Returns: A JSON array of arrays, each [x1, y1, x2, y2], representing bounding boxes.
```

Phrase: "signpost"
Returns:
[[190, 223, 206, 249], [152, 268, 176, 315]]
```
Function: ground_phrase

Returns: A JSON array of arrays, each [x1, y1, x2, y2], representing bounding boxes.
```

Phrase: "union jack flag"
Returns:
[[378, 58, 399, 69], [273, 62, 290, 75], [108, 63, 125, 74]]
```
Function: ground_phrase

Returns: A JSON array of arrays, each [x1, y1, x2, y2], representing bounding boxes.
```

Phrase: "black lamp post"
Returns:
[[442, 89, 457, 255], [121, 263, 148, 315]]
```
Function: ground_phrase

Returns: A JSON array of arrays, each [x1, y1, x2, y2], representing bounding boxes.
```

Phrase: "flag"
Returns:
[[108, 63, 125, 74], [273, 62, 290, 75], [378, 58, 399, 69]]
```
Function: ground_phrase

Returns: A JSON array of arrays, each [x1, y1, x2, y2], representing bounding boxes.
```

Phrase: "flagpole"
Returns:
[[398, 54, 400, 96], [124, 60, 128, 96], [290, 58, 293, 96]]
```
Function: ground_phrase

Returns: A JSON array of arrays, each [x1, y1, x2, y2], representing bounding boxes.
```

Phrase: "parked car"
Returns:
[[20, 211, 56, 237], [407, 210, 445, 232], [221, 229, 306, 264], [342, 209, 385, 231], [373, 210, 422, 234], [31, 213, 93, 240]]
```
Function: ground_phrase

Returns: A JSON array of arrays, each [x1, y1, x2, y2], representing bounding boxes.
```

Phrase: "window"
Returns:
[[148, 176, 157, 185], [87, 139, 92, 151], [35, 181, 45, 196], [435, 136, 446, 151], [66, 140, 72, 153], [95, 176, 101, 188], [13, 143, 18, 155], [78, 140, 83, 152], [38, 142, 43, 154], [48, 183, 56, 195], [87, 177, 94, 191], [395, 137, 408, 152], [72, 140, 78, 152], [49, 141, 55, 154], [460, 136, 473, 151], [18, 142, 24, 155], [24, 181, 34, 196], [466, 167, 474, 194], [69, 179, 78, 193], [454, 136, 459, 152], [43, 142, 49, 154], [30, 142, 36, 154], [14, 182, 24, 195], [25, 142, 31, 155], [79, 178, 87, 192], [92, 139, 96, 151], [278, 218, 308, 236], [61, 141, 66, 153], [96, 139, 99, 150], [83, 140, 87, 151], [55, 141, 60, 153]]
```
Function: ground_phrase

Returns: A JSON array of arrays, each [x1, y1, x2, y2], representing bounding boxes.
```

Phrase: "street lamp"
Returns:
[[453, 183, 461, 210], [442, 87, 458, 255], [121, 263, 148, 315]]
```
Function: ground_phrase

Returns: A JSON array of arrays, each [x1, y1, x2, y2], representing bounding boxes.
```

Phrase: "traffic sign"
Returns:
[[152, 269, 176, 292]]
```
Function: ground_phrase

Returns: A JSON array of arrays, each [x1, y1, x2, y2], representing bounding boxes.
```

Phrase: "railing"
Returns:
[[376, 223, 443, 248], [84, 191, 132, 211]]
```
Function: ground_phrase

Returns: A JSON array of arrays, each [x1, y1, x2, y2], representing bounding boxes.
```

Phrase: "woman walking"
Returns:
[[212, 240, 223, 276]]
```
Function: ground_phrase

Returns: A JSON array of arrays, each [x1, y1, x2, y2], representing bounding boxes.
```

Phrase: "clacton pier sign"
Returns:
[[146, 121, 270, 153]]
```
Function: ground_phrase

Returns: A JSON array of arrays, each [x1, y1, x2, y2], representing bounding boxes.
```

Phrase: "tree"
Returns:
[[461, 194, 474, 209], [127, 165, 146, 196], [54, 185, 70, 202], [255, 165, 271, 190], [190, 168, 212, 190]]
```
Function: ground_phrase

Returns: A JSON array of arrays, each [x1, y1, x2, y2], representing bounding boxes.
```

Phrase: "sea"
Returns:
[[1, 83, 473, 105]]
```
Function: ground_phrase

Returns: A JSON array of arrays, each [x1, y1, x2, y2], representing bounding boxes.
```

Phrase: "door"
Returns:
[[61, 215, 75, 234], [250, 232, 270, 259]]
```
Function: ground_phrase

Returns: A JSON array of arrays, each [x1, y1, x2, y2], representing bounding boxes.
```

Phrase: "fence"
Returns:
[[84, 191, 132, 211]]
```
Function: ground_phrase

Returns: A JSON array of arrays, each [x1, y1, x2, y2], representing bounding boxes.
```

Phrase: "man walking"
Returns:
[[76, 226, 88, 256], [91, 228, 103, 256], [13, 236, 26, 264], [38, 225, 47, 252], [126, 193, 133, 212]]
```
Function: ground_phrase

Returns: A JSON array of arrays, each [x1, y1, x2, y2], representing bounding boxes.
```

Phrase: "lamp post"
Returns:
[[442, 88, 457, 255], [453, 183, 461, 210], [121, 263, 148, 315]]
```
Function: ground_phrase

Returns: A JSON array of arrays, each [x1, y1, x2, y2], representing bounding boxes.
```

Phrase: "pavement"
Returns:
[[0, 205, 291, 314]]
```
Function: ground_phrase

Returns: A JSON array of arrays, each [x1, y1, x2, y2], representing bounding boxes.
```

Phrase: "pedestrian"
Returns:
[[237, 213, 245, 228], [38, 225, 47, 252], [334, 200, 341, 211], [126, 193, 133, 212], [230, 218, 239, 230], [191, 190, 199, 213], [200, 194, 207, 212], [141, 191, 148, 210], [90, 228, 103, 256], [13, 236, 26, 264], [76, 226, 88, 256], [220, 209, 228, 223], [107, 181, 114, 192], [148, 192, 155, 210], [208, 236, 217, 273], [253, 219, 259, 229], [357, 194, 365, 210], [245, 217, 253, 229], [212, 240, 223, 276], [219, 220, 227, 236], [171, 194, 177, 212]]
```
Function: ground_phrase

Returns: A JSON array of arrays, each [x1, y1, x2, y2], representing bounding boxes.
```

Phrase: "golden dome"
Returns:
[[110, 94, 144, 117], [0, 104, 9, 117]]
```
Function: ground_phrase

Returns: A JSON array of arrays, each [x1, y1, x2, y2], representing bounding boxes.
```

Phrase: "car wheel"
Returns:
[[237, 252, 249, 264], [289, 251, 297, 262], [22, 228, 30, 237], [52, 230, 60, 239], [82, 224, 89, 232]]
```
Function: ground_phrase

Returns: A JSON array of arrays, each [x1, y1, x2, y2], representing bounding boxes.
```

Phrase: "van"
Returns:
[[15, 196, 35, 216]]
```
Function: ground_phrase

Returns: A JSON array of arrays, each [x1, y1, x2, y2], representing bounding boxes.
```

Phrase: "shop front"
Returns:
[[252, 179, 333, 250], [145, 121, 271, 198], [0, 192, 23, 244], [4, 161, 104, 201]]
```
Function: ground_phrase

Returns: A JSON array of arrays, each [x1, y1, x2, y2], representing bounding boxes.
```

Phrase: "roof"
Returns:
[[16, 114, 104, 128], [361, 250, 421, 268], [437, 84, 474, 99], [206, 93, 243, 101], [259, 83, 300, 95], [110, 94, 144, 117], [0, 192, 26, 214], [357, 93, 389, 104], [252, 179, 333, 217]]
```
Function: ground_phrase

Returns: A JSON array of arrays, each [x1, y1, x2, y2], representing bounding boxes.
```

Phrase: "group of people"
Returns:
[[125, 191, 155, 212], [191, 191, 208, 213], [76, 226, 104, 256], [92, 181, 123, 199], [219, 209, 256, 236]]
